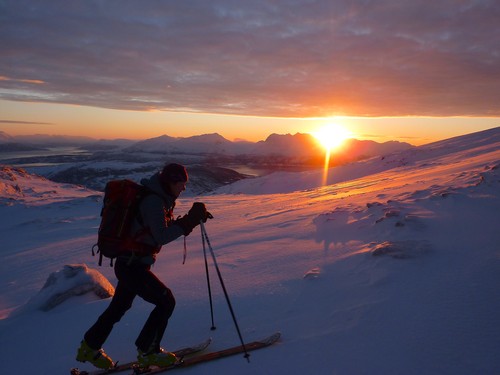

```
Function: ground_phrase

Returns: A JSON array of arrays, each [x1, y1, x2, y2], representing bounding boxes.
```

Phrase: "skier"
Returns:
[[76, 163, 211, 369]]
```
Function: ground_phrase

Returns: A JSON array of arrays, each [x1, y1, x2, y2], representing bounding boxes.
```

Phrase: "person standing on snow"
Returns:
[[76, 163, 211, 369]]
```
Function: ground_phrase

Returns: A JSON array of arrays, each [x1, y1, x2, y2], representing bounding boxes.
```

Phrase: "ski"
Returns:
[[131, 332, 281, 374], [70, 338, 212, 375]]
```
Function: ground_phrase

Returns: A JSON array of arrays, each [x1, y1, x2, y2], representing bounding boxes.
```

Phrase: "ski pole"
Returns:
[[200, 221, 250, 362], [201, 225, 216, 331]]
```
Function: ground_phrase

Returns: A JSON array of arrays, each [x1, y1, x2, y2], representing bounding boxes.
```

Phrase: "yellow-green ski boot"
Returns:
[[137, 348, 178, 368], [76, 340, 114, 369]]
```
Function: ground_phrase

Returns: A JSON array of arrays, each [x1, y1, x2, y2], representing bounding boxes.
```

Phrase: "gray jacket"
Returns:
[[129, 172, 185, 263]]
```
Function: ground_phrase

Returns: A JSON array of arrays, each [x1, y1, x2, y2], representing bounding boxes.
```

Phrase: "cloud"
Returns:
[[0, 76, 45, 84], [0, 0, 499, 117], [0, 120, 54, 125]]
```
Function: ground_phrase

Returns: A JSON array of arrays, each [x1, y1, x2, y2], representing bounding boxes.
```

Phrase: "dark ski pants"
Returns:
[[84, 260, 176, 353]]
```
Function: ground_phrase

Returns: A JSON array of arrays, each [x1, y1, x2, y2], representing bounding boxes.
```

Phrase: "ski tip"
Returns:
[[200, 337, 213, 349], [173, 337, 213, 358], [260, 332, 281, 345]]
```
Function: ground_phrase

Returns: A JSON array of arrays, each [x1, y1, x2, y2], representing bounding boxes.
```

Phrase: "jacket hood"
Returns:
[[140, 173, 176, 203]]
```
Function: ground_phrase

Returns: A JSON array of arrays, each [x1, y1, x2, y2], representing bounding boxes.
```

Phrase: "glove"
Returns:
[[189, 202, 210, 223], [175, 202, 213, 236]]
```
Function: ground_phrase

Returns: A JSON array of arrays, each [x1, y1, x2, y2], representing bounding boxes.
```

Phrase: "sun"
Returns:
[[312, 123, 352, 151], [313, 123, 353, 185]]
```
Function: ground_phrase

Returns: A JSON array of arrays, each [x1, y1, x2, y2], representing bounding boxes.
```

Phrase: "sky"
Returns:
[[1, 0, 499, 144]]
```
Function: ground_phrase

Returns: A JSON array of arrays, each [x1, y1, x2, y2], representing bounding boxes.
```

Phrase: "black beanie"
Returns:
[[160, 163, 188, 185]]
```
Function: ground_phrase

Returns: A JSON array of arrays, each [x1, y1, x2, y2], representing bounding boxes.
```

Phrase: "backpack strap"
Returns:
[[92, 243, 109, 267]]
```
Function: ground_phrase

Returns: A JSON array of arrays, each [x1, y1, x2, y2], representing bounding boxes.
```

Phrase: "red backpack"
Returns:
[[92, 179, 160, 266]]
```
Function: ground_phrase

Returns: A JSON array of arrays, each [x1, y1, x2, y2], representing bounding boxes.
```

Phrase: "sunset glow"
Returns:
[[311, 123, 353, 186], [313, 124, 353, 151]]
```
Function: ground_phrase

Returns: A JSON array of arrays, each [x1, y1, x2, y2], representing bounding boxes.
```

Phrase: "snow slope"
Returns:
[[0, 127, 499, 375]]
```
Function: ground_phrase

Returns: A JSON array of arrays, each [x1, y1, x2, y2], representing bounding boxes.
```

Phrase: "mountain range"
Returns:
[[0, 130, 415, 194], [0, 130, 413, 160]]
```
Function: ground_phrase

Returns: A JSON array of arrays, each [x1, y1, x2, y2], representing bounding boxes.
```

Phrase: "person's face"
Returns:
[[170, 181, 187, 198]]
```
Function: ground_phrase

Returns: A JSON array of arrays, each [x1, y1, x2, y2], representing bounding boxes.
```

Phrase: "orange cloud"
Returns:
[[0, 76, 45, 84]]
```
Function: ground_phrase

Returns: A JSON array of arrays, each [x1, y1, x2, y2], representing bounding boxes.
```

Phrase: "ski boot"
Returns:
[[76, 340, 115, 369], [137, 347, 178, 368]]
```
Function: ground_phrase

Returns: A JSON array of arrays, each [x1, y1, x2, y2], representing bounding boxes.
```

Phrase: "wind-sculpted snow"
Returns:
[[12, 264, 114, 314]]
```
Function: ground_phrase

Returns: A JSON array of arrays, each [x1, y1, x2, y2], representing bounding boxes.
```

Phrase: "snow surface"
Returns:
[[0, 127, 499, 374]]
